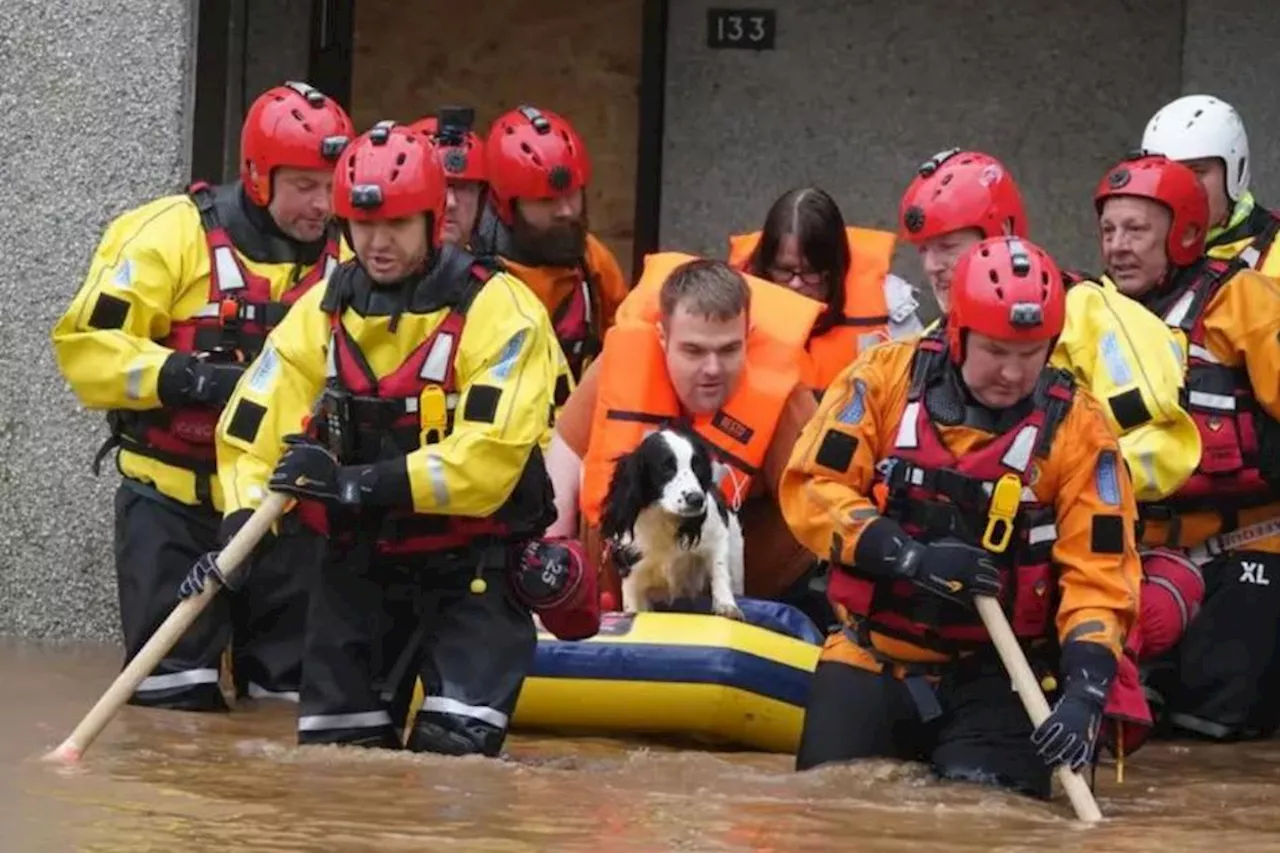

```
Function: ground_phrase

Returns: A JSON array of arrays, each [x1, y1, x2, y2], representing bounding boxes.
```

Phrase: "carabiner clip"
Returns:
[[981, 472, 1022, 554]]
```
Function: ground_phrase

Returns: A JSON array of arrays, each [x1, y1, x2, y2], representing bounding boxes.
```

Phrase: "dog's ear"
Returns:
[[601, 449, 649, 540], [683, 430, 718, 491]]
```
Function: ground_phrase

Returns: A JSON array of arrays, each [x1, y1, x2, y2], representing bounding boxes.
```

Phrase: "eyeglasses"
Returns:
[[766, 266, 827, 287]]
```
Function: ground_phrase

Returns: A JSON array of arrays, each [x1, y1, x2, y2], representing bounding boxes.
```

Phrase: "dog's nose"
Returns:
[[683, 491, 705, 511]]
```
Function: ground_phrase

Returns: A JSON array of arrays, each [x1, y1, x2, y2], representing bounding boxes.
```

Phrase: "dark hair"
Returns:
[[749, 187, 851, 333], [659, 258, 751, 322]]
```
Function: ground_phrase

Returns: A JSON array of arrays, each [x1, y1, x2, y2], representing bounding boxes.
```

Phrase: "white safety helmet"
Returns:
[[1141, 94, 1251, 202]]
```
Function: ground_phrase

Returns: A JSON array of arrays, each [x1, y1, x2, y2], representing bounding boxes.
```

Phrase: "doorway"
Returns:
[[348, 0, 647, 278]]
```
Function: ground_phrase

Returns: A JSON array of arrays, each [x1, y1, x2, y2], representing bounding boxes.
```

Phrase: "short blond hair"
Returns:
[[658, 259, 751, 322]]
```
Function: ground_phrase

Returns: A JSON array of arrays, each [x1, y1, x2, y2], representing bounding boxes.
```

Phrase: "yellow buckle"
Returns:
[[981, 472, 1022, 554], [419, 386, 448, 445]]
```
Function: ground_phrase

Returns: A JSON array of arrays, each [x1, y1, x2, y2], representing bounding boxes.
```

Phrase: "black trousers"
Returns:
[[1145, 550, 1280, 740], [797, 657, 1052, 800], [296, 541, 536, 757], [115, 481, 319, 710]]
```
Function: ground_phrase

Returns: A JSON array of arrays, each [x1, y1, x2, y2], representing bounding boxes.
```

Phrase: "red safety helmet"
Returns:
[[899, 149, 1028, 244], [409, 108, 487, 183], [1094, 154, 1209, 268], [485, 105, 591, 225], [333, 121, 448, 245], [240, 81, 354, 207], [947, 235, 1065, 363]]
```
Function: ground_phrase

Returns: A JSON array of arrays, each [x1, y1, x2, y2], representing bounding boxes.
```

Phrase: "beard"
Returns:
[[510, 209, 589, 267]]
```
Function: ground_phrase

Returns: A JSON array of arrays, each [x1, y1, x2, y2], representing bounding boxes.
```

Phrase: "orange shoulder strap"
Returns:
[[580, 321, 680, 527], [619, 251, 822, 351], [841, 226, 894, 321], [727, 231, 763, 272]]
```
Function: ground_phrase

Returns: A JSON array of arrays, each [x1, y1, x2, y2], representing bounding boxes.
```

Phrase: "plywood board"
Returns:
[[352, 0, 643, 277]]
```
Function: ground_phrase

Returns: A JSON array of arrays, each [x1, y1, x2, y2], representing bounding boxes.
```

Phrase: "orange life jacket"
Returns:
[[582, 252, 821, 525], [97, 181, 339, 502], [1142, 257, 1277, 542], [728, 226, 895, 388]]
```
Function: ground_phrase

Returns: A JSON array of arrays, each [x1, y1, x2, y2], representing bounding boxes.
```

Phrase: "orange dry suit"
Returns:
[[778, 331, 1148, 754], [473, 208, 629, 383], [1138, 257, 1280, 553], [728, 226, 900, 388], [581, 251, 822, 603]]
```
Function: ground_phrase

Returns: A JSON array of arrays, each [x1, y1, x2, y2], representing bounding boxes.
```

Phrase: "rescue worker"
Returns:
[[209, 120, 571, 756], [898, 149, 1199, 503], [1093, 154, 1280, 741], [779, 235, 1143, 798], [51, 81, 353, 711], [727, 186, 923, 389], [408, 107, 487, 247], [898, 149, 1027, 314], [473, 105, 630, 384], [544, 253, 828, 621], [896, 151, 1203, 760], [1141, 95, 1280, 279]]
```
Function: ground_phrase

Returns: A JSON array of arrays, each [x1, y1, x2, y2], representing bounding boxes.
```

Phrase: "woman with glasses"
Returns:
[[729, 187, 923, 390]]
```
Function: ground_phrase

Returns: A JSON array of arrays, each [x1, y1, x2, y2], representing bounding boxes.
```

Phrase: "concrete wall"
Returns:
[[1182, 0, 1280, 200], [658, 0, 1279, 321], [349, 0, 644, 278], [0, 2, 197, 641]]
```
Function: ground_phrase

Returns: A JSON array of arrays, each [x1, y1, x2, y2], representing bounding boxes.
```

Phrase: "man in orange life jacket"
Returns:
[[779, 236, 1142, 798], [51, 81, 353, 711], [408, 107, 487, 248], [545, 253, 826, 619], [1092, 154, 1280, 741], [207, 121, 584, 756], [472, 105, 630, 385], [727, 186, 923, 390]]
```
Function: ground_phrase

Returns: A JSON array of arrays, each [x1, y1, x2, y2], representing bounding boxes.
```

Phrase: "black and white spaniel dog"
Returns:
[[600, 427, 745, 620]]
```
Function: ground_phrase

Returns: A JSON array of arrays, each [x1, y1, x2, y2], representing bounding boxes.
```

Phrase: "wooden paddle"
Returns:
[[43, 492, 291, 764], [974, 595, 1104, 823]]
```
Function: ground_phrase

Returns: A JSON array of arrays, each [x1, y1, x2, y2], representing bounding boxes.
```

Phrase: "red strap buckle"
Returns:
[[218, 298, 240, 325]]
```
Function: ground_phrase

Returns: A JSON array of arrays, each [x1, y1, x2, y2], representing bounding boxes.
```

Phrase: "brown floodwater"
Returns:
[[7, 637, 1280, 852]]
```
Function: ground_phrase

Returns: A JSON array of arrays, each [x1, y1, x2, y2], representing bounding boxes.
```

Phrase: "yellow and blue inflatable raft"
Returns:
[[511, 599, 822, 753]]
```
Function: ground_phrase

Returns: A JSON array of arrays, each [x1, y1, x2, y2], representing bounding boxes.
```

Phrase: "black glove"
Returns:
[[854, 519, 1001, 606], [1031, 641, 1116, 771], [268, 435, 414, 508], [178, 510, 275, 601], [157, 353, 245, 407], [178, 552, 244, 599], [898, 537, 1003, 605], [269, 435, 344, 501]]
